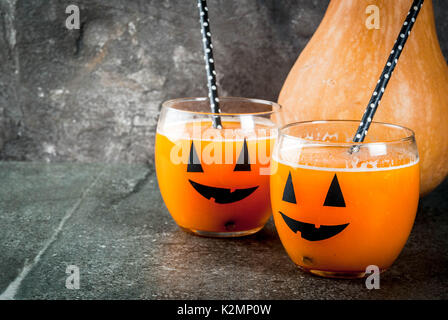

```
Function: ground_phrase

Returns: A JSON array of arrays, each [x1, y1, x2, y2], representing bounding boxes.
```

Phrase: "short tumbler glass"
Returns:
[[270, 120, 419, 278], [155, 97, 281, 237]]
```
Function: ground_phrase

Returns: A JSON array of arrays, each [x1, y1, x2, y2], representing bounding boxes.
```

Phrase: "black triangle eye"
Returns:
[[187, 141, 203, 172], [323, 174, 346, 207], [234, 138, 251, 172], [282, 171, 297, 204]]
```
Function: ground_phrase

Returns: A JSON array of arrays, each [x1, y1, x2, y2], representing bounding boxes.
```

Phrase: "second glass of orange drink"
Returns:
[[156, 97, 281, 237], [270, 120, 419, 278]]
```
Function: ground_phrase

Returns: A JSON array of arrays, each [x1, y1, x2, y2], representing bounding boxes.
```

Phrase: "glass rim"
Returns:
[[161, 96, 281, 116], [280, 120, 416, 146]]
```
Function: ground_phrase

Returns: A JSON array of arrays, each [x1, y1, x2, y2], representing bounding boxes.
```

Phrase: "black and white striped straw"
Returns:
[[197, 0, 222, 129], [351, 0, 424, 150]]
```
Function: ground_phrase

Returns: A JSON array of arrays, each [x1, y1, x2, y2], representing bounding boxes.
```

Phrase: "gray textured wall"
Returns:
[[1, 0, 447, 163]]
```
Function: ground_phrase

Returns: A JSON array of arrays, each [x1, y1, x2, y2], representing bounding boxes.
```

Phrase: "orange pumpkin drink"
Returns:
[[155, 97, 281, 237], [270, 120, 419, 278]]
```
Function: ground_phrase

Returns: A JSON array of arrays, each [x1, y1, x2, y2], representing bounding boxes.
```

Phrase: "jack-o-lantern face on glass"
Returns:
[[279, 172, 349, 241], [155, 97, 280, 238], [187, 140, 259, 204], [270, 120, 420, 278]]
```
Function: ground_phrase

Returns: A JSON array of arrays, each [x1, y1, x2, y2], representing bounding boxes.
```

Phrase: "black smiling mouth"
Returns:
[[188, 179, 258, 204], [279, 212, 349, 241]]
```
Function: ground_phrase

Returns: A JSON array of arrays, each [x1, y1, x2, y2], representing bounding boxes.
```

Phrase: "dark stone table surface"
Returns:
[[0, 162, 447, 300]]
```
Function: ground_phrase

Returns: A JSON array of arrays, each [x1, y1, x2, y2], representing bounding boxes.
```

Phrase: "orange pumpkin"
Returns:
[[278, 0, 448, 196]]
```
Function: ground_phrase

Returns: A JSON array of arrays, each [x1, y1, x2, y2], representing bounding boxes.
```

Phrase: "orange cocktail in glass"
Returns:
[[155, 97, 280, 237], [270, 120, 419, 278]]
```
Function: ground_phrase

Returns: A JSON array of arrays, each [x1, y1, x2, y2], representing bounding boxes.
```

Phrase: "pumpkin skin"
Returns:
[[278, 0, 448, 196]]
